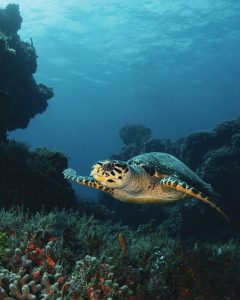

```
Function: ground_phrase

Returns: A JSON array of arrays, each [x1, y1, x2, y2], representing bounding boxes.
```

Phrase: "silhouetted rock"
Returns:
[[179, 131, 214, 169], [0, 141, 77, 211], [0, 5, 78, 211], [0, 4, 53, 140], [0, 4, 22, 34], [145, 137, 178, 157], [119, 124, 151, 146]]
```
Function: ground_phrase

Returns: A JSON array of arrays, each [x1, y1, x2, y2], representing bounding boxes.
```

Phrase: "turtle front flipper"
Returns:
[[63, 168, 114, 194], [160, 176, 230, 222]]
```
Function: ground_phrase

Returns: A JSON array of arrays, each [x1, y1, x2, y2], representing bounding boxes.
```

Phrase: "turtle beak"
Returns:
[[90, 168, 97, 177], [90, 163, 98, 176], [90, 162, 104, 177]]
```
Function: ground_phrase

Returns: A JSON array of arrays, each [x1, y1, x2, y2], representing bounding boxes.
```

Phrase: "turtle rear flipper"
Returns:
[[160, 176, 230, 222]]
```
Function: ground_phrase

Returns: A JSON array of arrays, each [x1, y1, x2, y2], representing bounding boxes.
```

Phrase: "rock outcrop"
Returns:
[[0, 4, 53, 141], [0, 4, 77, 211]]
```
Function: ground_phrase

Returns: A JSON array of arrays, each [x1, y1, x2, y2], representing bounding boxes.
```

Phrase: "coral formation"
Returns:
[[0, 141, 78, 211], [0, 4, 53, 141], [0, 208, 240, 299], [0, 4, 77, 211], [0, 3, 22, 34], [119, 124, 151, 147]]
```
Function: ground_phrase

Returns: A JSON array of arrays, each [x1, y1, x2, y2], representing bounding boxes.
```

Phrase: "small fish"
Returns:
[[118, 233, 127, 256]]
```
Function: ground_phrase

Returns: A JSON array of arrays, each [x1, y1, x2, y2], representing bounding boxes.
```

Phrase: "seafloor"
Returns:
[[0, 4, 240, 300]]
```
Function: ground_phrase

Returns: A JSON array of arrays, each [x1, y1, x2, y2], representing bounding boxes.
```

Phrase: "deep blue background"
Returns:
[[3, 0, 240, 198]]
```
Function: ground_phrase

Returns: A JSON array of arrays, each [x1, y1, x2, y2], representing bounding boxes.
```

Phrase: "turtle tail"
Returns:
[[193, 194, 230, 223]]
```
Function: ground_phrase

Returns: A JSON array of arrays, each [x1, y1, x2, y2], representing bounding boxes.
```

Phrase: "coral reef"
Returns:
[[0, 3, 22, 34], [111, 125, 152, 162], [0, 208, 240, 299], [0, 4, 53, 141], [178, 118, 240, 231], [0, 141, 78, 211], [0, 4, 77, 212], [119, 124, 151, 147]]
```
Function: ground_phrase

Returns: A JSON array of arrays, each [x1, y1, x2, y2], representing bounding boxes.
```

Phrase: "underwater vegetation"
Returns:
[[0, 208, 240, 300]]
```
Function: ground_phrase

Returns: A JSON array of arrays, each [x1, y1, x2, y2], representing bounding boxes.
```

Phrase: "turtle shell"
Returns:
[[128, 152, 214, 197]]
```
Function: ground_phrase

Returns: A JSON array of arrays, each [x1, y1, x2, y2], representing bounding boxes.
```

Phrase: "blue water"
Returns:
[[4, 0, 240, 198]]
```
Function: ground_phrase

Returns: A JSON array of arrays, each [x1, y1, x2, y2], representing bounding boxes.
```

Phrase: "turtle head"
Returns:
[[90, 160, 131, 189]]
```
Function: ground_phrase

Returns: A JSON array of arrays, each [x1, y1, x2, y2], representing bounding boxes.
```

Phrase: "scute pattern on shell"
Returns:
[[128, 152, 214, 197]]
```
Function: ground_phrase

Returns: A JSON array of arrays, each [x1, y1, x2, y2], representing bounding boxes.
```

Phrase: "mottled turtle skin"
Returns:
[[63, 152, 229, 221]]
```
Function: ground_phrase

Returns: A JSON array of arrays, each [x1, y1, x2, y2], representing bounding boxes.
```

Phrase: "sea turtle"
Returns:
[[63, 152, 229, 221]]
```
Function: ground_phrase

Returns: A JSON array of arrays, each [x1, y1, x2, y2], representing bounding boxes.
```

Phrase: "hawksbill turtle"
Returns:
[[63, 152, 229, 221]]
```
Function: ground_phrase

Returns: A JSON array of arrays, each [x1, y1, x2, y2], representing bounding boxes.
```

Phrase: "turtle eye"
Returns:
[[102, 161, 114, 172]]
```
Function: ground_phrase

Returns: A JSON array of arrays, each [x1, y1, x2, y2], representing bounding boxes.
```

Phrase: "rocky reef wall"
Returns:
[[0, 4, 77, 211], [0, 4, 53, 142]]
